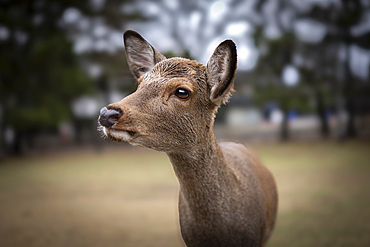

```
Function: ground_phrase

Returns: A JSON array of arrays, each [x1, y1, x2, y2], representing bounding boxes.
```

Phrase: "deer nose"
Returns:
[[99, 107, 123, 128]]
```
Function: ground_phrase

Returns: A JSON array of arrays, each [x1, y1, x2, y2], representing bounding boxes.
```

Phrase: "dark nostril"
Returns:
[[109, 114, 120, 122], [99, 107, 123, 128]]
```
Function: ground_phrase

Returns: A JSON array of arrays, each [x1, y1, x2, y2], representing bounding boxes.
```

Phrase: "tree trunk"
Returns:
[[345, 97, 357, 138], [316, 91, 330, 138], [0, 127, 4, 161], [13, 132, 24, 155], [341, 0, 359, 139], [280, 110, 289, 141]]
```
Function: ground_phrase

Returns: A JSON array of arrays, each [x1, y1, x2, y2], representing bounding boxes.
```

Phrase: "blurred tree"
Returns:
[[252, 31, 312, 141], [253, 0, 370, 140], [64, 0, 143, 94], [0, 0, 93, 154], [303, 0, 370, 139], [292, 39, 338, 138]]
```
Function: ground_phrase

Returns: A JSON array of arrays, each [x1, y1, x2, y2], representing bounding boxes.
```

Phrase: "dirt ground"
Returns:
[[0, 141, 369, 247]]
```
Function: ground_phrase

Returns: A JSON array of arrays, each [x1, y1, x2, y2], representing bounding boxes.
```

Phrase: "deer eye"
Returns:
[[175, 88, 190, 100]]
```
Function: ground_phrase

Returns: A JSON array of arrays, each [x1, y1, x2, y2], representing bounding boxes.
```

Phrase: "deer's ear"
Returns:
[[124, 30, 166, 80], [206, 40, 237, 105]]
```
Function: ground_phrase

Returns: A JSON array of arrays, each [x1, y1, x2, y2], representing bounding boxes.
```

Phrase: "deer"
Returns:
[[98, 30, 278, 247]]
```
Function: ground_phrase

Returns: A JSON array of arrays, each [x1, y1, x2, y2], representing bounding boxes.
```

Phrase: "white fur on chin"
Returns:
[[104, 128, 133, 142]]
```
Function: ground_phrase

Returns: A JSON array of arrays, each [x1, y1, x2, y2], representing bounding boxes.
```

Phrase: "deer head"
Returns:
[[98, 30, 237, 152]]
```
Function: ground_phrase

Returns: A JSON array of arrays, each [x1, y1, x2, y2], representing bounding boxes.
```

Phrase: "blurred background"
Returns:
[[0, 0, 369, 246]]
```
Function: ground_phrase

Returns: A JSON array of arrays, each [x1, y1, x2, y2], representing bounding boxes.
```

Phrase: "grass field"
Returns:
[[0, 141, 369, 247]]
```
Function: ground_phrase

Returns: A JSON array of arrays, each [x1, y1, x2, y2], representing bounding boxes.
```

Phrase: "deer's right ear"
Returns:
[[124, 30, 166, 80]]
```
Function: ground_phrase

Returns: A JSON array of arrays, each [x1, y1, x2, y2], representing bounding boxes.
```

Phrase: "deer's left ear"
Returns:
[[206, 40, 237, 105]]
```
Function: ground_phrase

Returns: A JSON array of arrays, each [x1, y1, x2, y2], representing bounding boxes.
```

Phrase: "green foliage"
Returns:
[[163, 50, 192, 59], [3, 34, 91, 131], [0, 1, 93, 135], [251, 31, 312, 113], [32, 35, 91, 98], [253, 81, 312, 113]]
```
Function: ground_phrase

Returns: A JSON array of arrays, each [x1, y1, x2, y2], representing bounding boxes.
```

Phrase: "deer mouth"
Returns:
[[103, 128, 137, 142]]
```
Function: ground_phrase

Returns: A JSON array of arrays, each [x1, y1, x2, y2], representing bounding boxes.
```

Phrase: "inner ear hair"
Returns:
[[124, 30, 166, 80], [206, 39, 237, 105]]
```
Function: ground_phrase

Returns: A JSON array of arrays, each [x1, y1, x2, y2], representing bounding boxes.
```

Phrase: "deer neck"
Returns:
[[167, 129, 234, 211]]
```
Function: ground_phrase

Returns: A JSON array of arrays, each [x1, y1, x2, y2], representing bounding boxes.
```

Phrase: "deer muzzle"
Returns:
[[99, 107, 123, 128]]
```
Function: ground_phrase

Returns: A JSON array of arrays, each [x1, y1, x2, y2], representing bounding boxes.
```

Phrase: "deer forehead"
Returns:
[[138, 58, 206, 89]]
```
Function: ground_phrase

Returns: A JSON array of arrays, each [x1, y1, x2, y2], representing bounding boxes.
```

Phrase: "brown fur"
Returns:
[[98, 30, 278, 247]]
